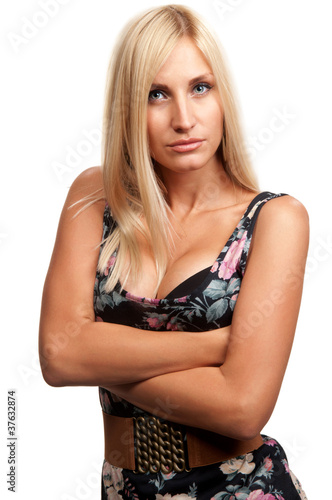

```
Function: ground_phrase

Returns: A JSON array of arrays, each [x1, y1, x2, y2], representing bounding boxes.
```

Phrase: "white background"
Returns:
[[1, 0, 331, 498]]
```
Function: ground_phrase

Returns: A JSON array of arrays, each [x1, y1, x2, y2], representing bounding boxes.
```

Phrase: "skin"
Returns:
[[39, 36, 310, 453], [147, 37, 224, 178]]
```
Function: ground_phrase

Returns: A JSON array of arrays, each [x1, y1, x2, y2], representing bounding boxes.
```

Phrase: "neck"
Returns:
[[156, 161, 241, 219]]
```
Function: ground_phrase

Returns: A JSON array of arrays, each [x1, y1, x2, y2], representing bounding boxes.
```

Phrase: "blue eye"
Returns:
[[148, 90, 164, 101], [193, 83, 212, 95]]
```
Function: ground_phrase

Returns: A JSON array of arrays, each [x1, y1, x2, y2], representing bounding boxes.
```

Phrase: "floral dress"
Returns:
[[94, 191, 308, 500]]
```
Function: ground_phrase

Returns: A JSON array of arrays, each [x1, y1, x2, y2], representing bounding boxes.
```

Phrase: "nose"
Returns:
[[171, 95, 196, 132]]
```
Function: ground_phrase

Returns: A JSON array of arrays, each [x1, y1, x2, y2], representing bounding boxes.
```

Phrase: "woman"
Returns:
[[39, 4, 309, 499]]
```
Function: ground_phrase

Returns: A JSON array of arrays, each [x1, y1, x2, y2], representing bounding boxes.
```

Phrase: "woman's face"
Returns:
[[147, 36, 224, 176]]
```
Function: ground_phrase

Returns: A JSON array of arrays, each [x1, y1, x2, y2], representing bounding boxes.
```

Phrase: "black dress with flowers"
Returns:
[[94, 191, 307, 500]]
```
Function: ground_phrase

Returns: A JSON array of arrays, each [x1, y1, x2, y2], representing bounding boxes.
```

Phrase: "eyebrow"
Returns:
[[150, 73, 214, 91]]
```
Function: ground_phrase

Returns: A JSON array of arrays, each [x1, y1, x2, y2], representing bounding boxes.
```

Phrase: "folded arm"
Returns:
[[106, 195, 310, 440], [39, 167, 230, 388]]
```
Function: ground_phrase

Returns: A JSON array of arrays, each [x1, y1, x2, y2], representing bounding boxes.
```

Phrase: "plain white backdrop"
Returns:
[[1, 1, 331, 498]]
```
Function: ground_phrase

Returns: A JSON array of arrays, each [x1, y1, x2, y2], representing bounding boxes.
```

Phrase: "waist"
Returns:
[[102, 411, 264, 473]]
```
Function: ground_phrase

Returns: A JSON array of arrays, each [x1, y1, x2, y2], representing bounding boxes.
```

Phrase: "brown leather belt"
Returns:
[[102, 411, 263, 473]]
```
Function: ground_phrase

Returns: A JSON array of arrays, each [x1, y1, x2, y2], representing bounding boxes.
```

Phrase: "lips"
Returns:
[[168, 138, 204, 153]]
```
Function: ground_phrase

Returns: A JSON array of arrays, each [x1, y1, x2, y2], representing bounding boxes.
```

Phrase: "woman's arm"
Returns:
[[39, 167, 230, 387], [106, 195, 310, 441]]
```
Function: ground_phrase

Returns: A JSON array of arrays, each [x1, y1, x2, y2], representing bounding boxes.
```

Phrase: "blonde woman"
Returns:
[[39, 4, 309, 499]]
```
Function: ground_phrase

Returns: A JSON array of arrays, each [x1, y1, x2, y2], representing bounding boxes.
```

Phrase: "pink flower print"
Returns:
[[147, 317, 161, 328], [263, 456, 273, 472], [255, 454, 274, 479], [211, 261, 219, 273], [248, 491, 264, 500], [110, 466, 124, 491], [146, 314, 167, 329], [166, 318, 179, 331], [103, 463, 124, 497], [176, 296, 188, 303], [144, 297, 161, 305], [104, 255, 116, 276], [247, 490, 275, 500], [264, 438, 277, 447], [218, 231, 247, 280], [162, 471, 177, 481], [167, 323, 178, 331], [95, 316, 104, 322], [102, 460, 113, 477], [125, 292, 144, 303]]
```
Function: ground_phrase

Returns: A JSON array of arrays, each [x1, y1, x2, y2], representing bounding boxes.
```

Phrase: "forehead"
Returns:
[[152, 36, 213, 82]]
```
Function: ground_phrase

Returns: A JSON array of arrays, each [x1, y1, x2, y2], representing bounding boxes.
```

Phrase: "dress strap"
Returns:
[[238, 192, 288, 276]]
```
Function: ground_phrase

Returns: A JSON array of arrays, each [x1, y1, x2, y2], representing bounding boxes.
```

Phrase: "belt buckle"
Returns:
[[133, 415, 190, 474]]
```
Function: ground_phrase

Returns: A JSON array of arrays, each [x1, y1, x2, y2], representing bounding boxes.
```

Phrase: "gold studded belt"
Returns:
[[102, 411, 264, 473]]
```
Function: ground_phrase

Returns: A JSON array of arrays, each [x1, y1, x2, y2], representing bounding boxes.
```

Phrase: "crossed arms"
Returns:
[[39, 167, 309, 440]]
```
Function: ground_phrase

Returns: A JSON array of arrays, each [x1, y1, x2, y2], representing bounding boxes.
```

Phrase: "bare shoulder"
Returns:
[[67, 166, 104, 203], [249, 194, 310, 262], [54, 166, 106, 253], [257, 194, 309, 235]]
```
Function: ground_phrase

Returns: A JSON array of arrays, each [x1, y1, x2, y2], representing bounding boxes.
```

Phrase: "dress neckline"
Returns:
[[163, 265, 212, 300], [116, 191, 267, 303]]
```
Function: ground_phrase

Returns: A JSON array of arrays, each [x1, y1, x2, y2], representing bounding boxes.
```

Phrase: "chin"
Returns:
[[164, 157, 210, 172], [170, 163, 205, 174]]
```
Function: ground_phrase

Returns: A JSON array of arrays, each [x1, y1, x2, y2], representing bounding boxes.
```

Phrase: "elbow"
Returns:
[[39, 339, 75, 388], [231, 397, 267, 441], [38, 320, 87, 387], [39, 355, 69, 388], [41, 367, 65, 388], [235, 419, 263, 442], [212, 394, 265, 441]]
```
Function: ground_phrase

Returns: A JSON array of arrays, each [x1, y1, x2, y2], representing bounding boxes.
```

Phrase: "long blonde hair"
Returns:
[[96, 4, 259, 295]]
